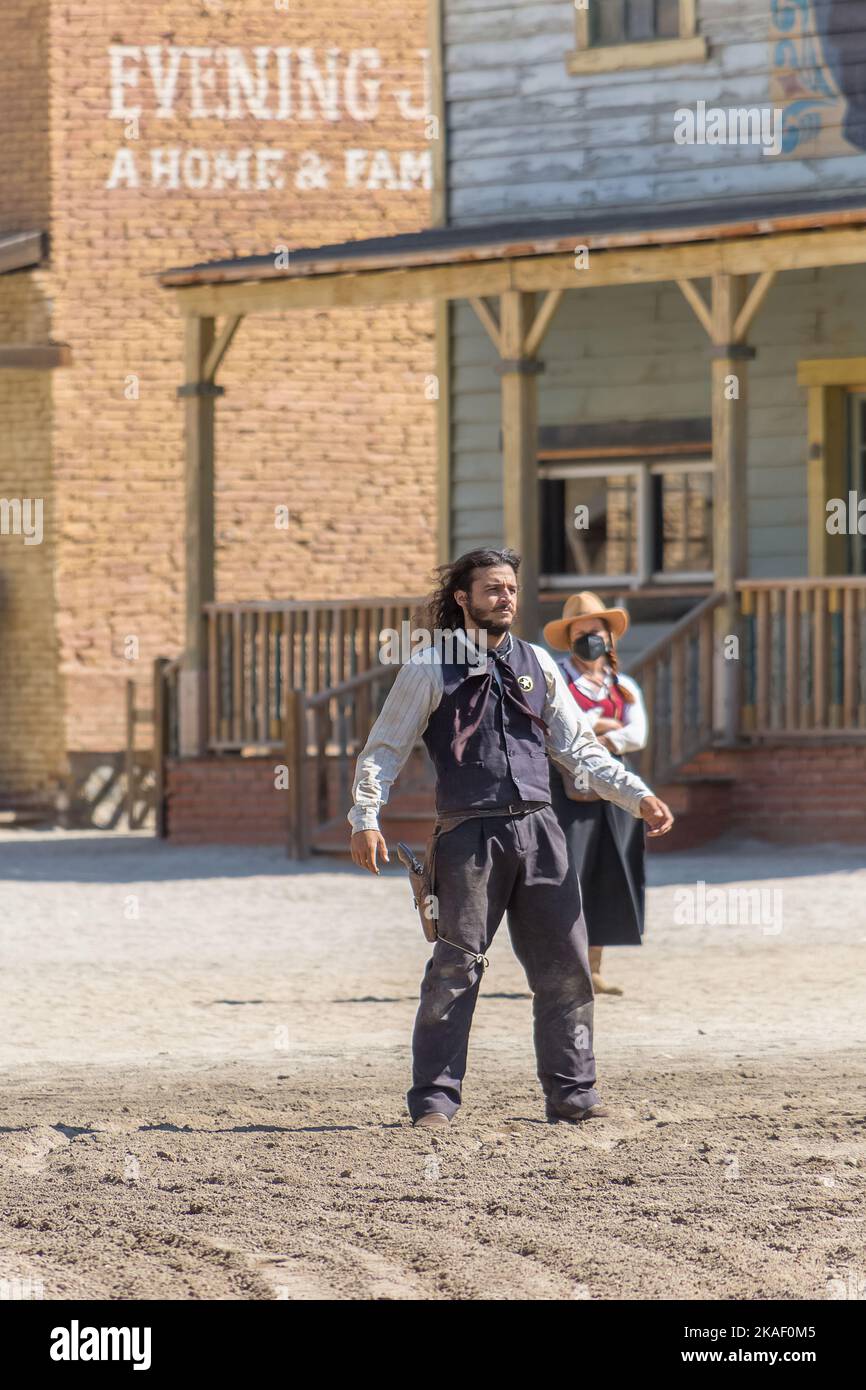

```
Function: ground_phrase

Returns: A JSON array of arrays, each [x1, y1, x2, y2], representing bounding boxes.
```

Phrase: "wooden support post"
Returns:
[[434, 299, 451, 564], [125, 679, 136, 830], [285, 688, 308, 860], [710, 274, 750, 743], [153, 658, 168, 838], [179, 316, 219, 756], [499, 290, 541, 640]]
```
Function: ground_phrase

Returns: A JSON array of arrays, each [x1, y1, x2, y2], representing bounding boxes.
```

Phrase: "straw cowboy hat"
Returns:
[[543, 591, 629, 651]]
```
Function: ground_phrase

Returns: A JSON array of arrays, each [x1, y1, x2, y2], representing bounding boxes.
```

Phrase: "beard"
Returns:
[[465, 599, 513, 637]]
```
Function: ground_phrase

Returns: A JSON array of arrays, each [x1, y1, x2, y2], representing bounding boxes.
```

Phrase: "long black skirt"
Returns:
[[549, 767, 646, 947]]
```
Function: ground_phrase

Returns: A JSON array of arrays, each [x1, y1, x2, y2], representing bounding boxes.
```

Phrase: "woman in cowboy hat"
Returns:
[[543, 593, 649, 996]]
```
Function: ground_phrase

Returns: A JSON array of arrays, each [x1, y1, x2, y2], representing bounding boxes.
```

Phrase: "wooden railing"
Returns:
[[127, 657, 180, 835], [150, 578, 866, 849], [626, 592, 724, 787], [203, 597, 423, 751], [284, 663, 403, 858], [737, 578, 866, 736]]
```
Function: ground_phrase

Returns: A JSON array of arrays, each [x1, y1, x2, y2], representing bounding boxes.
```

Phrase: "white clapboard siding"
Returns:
[[449, 264, 866, 573], [444, 0, 866, 224]]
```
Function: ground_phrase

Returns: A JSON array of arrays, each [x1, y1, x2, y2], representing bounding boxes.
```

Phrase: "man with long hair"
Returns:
[[349, 548, 673, 1128]]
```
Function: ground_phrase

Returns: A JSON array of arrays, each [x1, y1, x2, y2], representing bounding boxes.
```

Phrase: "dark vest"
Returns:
[[422, 637, 552, 814]]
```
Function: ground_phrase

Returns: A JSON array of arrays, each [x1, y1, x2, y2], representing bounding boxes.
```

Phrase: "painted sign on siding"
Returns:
[[771, 0, 866, 155]]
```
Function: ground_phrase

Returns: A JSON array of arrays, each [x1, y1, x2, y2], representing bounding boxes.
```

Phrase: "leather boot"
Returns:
[[589, 945, 623, 996]]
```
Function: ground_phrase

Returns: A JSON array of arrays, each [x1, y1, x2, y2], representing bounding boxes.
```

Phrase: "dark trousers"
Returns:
[[407, 805, 599, 1121]]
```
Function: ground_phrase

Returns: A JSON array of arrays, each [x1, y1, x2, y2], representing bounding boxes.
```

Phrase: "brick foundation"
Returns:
[[165, 756, 288, 846], [166, 741, 866, 852], [670, 741, 866, 846]]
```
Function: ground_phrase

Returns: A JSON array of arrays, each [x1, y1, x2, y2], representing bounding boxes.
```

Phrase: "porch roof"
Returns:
[[159, 193, 866, 293]]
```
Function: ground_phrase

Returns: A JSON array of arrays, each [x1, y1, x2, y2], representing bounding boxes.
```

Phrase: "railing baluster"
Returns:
[[670, 638, 684, 767], [272, 613, 282, 742], [232, 609, 243, 747], [814, 588, 827, 729], [308, 607, 319, 697], [756, 589, 770, 732], [206, 610, 218, 751], [285, 608, 295, 694], [785, 587, 799, 733], [259, 610, 269, 744], [640, 660, 657, 786], [800, 589, 813, 731], [829, 587, 842, 729], [843, 584, 857, 728], [299, 608, 308, 695], [285, 688, 307, 859]]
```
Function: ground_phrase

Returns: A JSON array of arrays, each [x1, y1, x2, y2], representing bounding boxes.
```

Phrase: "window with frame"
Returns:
[[539, 458, 714, 589], [798, 357, 866, 575], [568, 0, 707, 75]]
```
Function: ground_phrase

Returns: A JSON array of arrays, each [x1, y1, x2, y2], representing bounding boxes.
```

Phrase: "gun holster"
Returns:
[[395, 836, 439, 943]]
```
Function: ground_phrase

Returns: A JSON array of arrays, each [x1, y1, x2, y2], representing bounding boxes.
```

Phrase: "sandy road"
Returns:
[[0, 829, 864, 1301]]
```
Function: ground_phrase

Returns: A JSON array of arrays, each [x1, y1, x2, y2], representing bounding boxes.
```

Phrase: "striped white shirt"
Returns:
[[348, 631, 653, 833]]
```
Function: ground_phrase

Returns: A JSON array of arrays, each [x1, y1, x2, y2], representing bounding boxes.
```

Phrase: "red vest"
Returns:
[[566, 672, 627, 722]]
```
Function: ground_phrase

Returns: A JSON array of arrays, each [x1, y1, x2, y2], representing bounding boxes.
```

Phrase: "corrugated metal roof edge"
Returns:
[[158, 194, 866, 289]]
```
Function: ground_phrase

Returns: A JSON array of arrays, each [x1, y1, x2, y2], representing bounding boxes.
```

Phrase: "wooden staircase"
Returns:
[[156, 578, 866, 852], [310, 743, 435, 856], [308, 593, 730, 858]]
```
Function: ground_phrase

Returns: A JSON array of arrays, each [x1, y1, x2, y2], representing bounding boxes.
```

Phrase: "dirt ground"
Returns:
[[0, 828, 864, 1301]]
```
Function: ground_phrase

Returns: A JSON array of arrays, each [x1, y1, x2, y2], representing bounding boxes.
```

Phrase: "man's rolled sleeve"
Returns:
[[348, 657, 441, 835]]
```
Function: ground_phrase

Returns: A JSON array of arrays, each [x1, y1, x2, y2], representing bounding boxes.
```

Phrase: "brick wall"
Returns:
[[0, 0, 50, 237], [0, 0, 435, 799], [0, 274, 67, 799], [165, 741, 866, 852], [165, 756, 288, 845], [674, 742, 866, 845]]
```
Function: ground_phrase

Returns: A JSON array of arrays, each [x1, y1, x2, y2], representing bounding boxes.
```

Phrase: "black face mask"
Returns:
[[572, 632, 610, 662]]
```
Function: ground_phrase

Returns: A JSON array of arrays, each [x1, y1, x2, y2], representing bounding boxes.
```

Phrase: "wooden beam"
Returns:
[[170, 225, 866, 318], [203, 315, 243, 382], [434, 298, 451, 564], [179, 316, 217, 757], [500, 290, 540, 641], [733, 270, 777, 342], [566, 35, 707, 75], [798, 355, 866, 386], [711, 274, 749, 742], [680, 0, 698, 38], [676, 278, 713, 338], [513, 227, 866, 290], [0, 343, 72, 369], [428, 0, 447, 227], [806, 384, 847, 576], [523, 288, 564, 358], [468, 296, 502, 355]]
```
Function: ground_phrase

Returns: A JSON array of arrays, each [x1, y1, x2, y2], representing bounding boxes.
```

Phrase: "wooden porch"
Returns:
[[149, 203, 866, 851], [139, 577, 866, 854]]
